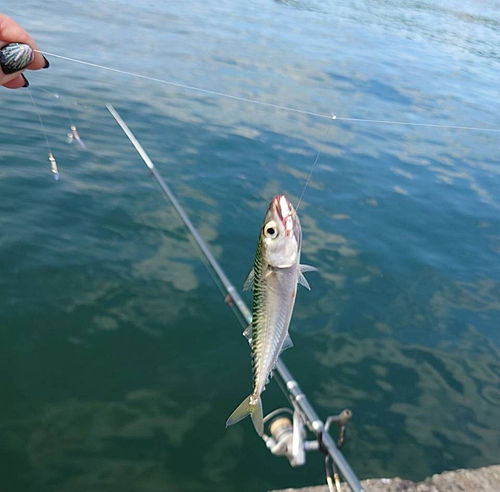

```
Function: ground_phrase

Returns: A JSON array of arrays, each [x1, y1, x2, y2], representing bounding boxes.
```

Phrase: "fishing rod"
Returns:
[[106, 104, 365, 492]]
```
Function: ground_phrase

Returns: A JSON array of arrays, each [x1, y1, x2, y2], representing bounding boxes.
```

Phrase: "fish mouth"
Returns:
[[272, 195, 294, 237]]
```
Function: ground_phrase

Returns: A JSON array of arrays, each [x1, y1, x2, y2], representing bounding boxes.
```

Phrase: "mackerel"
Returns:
[[226, 195, 316, 436]]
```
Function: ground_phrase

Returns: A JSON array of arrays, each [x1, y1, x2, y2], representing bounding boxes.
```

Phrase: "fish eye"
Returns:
[[263, 221, 278, 239]]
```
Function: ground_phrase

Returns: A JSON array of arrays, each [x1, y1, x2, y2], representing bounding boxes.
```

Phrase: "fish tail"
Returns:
[[250, 396, 264, 436], [225, 394, 264, 436]]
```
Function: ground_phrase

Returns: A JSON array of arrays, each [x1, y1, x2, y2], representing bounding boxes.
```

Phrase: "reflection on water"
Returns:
[[2, 391, 210, 491], [432, 277, 500, 314], [313, 328, 500, 479]]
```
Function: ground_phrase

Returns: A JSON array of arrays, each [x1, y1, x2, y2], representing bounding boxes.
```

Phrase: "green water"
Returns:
[[1, 1, 499, 491]]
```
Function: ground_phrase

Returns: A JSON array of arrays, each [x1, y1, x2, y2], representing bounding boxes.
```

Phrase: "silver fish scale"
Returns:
[[251, 257, 298, 396]]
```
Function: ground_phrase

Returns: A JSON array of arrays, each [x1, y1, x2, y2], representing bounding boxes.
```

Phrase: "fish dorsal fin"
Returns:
[[298, 264, 318, 290], [243, 268, 255, 291]]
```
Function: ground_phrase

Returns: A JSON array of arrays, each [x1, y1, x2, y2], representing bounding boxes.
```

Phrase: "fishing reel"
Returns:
[[261, 406, 352, 468]]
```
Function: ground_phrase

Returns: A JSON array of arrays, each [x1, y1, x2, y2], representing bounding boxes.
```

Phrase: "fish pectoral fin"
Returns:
[[226, 395, 264, 436], [300, 264, 318, 273], [298, 271, 312, 290], [298, 264, 317, 290], [243, 268, 255, 291]]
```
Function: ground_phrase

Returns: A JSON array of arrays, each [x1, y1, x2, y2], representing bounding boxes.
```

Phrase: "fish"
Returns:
[[226, 194, 316, 436]]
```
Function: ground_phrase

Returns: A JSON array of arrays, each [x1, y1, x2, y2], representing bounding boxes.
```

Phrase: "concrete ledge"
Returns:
[[270, 464, 500, 492]]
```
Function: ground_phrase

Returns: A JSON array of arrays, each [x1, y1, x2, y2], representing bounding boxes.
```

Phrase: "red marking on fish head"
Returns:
[[273, 195, 294, 237]]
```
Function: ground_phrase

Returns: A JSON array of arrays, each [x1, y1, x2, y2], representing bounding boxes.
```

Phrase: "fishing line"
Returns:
[[296, 114, 336, 212], [36, 87, 87, 148], [36, 50, 500, 134], [37, 51, 326, 119], [27, 88, 59, 180]]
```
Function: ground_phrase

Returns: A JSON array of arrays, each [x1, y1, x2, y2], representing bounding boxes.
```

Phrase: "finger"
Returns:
[[2, 73, 29, 89], [0, 14, 47, 70]]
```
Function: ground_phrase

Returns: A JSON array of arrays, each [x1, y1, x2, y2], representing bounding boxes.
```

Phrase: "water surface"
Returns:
[[1, 1, 499, 491]]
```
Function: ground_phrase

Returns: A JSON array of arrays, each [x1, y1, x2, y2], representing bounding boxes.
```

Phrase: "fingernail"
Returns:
[[21, 74, 30, 88], [0, 43, 34, 74], [42, 55, 50, 69]]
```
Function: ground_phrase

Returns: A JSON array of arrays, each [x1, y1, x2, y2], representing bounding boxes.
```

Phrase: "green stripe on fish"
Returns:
[[225, 195, 317, 436]]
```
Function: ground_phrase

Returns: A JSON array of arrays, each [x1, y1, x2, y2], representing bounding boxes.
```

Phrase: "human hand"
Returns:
[[0, 13, 49, 89]]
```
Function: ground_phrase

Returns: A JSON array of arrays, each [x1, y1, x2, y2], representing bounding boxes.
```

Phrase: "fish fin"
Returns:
[[250, 397, 264, 436], [245, 321, 292, 348], [243, 268, 255, 291], [298, 264, 317, 290], [226, 395, 264, 436], [246, 266, 276, 291], [226, 396, 252, 427], [280, 334, 294, 354], [298, 271, 312, 290], [264, 336, 293, 385], [265, 337, 293, 387], [243, 324, 252, 342]]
